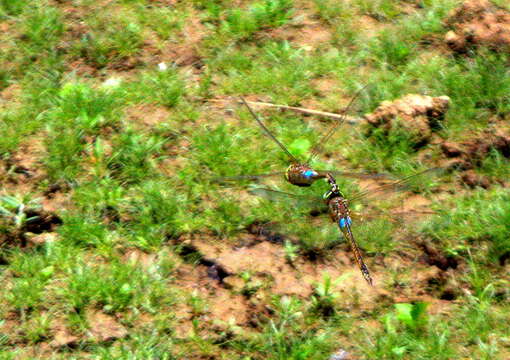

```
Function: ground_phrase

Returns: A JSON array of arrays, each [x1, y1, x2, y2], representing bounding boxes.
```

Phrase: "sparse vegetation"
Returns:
[[0, 0, 509, 358]]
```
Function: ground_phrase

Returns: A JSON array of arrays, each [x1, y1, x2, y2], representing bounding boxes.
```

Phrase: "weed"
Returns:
[[44, 81, 123, 182], [72, 11, 143, 68], [107, 130, 166, 184], [313, 0, 353, 24], [0, 0, 28, 17], [22, 5, 63, 49], [129, 67, 185, 108], [283, 239, 299, 263], [423, 188, 510, 265], [221, 0, 294, 40], [62, 260, 169, 315], [311, 273, 345, 316]]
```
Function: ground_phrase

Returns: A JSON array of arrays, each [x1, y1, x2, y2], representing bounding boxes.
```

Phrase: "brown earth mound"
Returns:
[[364, 94, 450, 147], [441, 127, 510, 168], [441, 127, 510, 187], [444, 0, 510, 53]]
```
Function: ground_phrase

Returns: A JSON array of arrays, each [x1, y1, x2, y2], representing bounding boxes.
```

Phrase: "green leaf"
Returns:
[[40, 266, 54, 279], [392, 346, 407, 356], [394, 303, 414, 327], [120, 283, 132, 295], [410, 301, 428, 323]]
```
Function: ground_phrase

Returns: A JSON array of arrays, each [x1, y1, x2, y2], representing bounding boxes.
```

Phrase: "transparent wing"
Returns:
[[340, 222, 373, 286], [315, 170, 397, 180], [306, 84, 370, 163], [212, 172, 284, 183], [248, 187, 322, 207], [349, 167, 444, 203], [240, 97, 300, 164]]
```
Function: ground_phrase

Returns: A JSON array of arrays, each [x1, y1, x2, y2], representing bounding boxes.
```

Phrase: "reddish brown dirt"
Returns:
[[2, 137, 46, 189], [49, 318, 79, 349], [145, 9, 206, 69], [86, 310, 128, 343], [170, 229, 459, 329], [440, 126, 510, 173], [265, 21, 332, 51], [444, 0, 510, 53], [364, 94, 450, 147], [48, 310, 127, 349], [261, 3, 333, 51], [125, 104, 172, 129], [174, 262, 253, 330]]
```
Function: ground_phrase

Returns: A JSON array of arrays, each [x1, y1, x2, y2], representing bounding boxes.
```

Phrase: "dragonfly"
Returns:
[[216, 87, 390, 188], [249, 167, 442, 286]]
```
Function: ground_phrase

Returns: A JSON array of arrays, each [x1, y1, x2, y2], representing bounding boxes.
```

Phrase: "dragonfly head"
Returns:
[[339, 216, 352, 229]]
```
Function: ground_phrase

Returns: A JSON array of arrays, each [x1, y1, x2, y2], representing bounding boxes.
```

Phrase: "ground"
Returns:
[[0, 0, 509, 359]]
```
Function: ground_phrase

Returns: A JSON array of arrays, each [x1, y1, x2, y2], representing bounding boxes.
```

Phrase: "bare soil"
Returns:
[[445, 0, 510, 53]]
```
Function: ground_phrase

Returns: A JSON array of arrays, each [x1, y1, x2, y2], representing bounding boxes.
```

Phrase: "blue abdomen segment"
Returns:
[[339, 216, 352, 229], [303, 170, 316, 179]]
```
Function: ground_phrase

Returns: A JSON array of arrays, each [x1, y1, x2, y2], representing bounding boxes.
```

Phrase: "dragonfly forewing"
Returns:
[[213, 172, 284, 184], [348, 167, 444, 203]]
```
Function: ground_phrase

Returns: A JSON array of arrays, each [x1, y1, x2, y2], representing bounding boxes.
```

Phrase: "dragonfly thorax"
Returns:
[[284, 164, 321, 187], [327, 196, 350, 224]]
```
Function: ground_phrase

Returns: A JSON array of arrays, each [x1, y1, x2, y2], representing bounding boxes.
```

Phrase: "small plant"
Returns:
[[313, 0, 350, 23], [221, 0, 294, 39], [311, 273, 345, 316], [108, 130, 166, 184], [393, 302, 429, 332], [240, 271, 262, 297], [189, 290, 207, 316], [0, 195, 41, 245], [129, 67, 185, 108], [20, 5, 64, 54], [283, 240, 299, 264], [73, 13, 143, 68]]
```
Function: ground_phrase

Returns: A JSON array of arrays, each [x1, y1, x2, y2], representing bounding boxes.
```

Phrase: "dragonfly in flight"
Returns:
[[249, 167, 442, 286]]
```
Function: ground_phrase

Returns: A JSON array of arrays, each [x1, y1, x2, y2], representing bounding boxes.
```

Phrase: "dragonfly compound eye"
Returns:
[[303, 170, 316, 179], [339, 216, 352, 229]]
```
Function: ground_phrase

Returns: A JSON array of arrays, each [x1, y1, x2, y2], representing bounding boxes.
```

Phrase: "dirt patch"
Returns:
[[125, 103, 171, 128], [2, 137, 46, 187], [364, 94, 450, 147], [150, 9, 206, 68], [418, 241, 459, 271], [86, 310, 128, 343], [264, 21, 332, 51], [0, 83, 22, 103], [180, 234, 380, 303], [49, 318, 80, 349], [444, 0, 510, 53], [174, 262, 251, 329], [440, 127, 510, 173]]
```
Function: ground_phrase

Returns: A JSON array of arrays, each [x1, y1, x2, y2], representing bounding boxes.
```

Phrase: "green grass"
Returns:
[[1, 0, 510, 358]]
